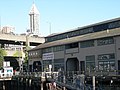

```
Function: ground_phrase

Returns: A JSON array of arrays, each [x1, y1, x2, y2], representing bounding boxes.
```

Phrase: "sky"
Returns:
[[0, 0, 120, 36]]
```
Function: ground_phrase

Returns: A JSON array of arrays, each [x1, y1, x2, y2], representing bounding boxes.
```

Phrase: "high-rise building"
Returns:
[[29, 3, 40, 35]]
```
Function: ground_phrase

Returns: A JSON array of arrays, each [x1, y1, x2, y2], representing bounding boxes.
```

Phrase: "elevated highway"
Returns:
[[0, 33, 45, 46]]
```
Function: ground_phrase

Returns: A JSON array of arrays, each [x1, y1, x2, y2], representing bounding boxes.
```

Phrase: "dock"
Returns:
[[0, 71, 120, 90]]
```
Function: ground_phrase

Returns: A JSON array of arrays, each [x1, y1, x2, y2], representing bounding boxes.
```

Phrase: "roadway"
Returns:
[[0, 33, 45, 46]]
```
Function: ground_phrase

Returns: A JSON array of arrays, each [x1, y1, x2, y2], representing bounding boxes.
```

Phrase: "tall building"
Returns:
[[29, 3, 40, 35], [2, 26, 15, 34]]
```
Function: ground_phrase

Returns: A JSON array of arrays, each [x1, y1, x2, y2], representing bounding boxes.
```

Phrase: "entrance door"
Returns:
[[29, 65, 32, 72], [118, 60, 120, 74], [66, 58, 79, 71], [80, 61, 85, 74], [33, 61, 42, 72]]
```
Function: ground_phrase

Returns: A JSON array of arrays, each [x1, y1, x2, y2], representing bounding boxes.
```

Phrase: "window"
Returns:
[[42, 47, 52, 53], [53, 45, 64, 52], [80, 27, 93, 35], [98, 53, 115, 71], [67, 30, 80, 38], [65, 42, 79, 49], [43, 60, 52, 72], [54, 59, 64, 71], [93, 24, 108, 32], [86, 55, 95, 71], [43, 60, 52, 65], [98, 53, 115, 60], [108, 21, 120, 29], [97, 37, 114, 46], [98, 61, 115, 71], [80, 40, 94, 48]]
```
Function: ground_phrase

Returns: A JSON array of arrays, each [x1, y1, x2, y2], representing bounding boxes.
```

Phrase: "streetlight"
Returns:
[[46, 22, 51, 34]]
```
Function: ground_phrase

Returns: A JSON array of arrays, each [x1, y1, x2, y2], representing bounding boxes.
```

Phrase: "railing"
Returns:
[[18, 70, 120, 76], [56, 70, 120, 90], [15, 70, 120, 90]]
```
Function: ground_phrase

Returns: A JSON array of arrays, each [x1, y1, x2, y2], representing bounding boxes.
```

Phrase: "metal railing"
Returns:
[[14, 70, 120, 90]]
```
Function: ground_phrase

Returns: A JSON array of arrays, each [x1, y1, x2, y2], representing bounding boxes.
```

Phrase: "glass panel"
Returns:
[[65, 42, 78, 49], [81, 40, 94, 48], [54, 64, 64, 71], [99, 63, 104, 70], [97, 37, 114, 46], [54, 59, 64, 63], [109, 61, 115, 71], [86, 63, 90, 71], [98, 53, 115, 60], [43, 60, 52, 65], [90, 63, 95, 70], [108, 21, 120, 29], [53, 45, 64, 52], [98, 61, 115, 71], [42, 47, 52, 53], [86, 55, 95, 62], [104, 61, 109, 71], [86, 62, 95, 71]]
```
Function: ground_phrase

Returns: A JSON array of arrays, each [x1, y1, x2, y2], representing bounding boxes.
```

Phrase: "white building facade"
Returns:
[[29, 3, 40, 35]]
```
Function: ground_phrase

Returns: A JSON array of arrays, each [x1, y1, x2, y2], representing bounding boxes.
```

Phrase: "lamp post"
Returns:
[[46, 22, 51, 34]]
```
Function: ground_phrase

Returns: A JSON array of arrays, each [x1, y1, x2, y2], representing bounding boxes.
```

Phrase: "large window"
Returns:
[[42, 47, 52, 53], [53, 45, 64, 52], [93, 24, 108, 32], [65, 42, 79, 49], [98, 53, 115, 60], [80, 40, 94, 48], [98, 53, 115, 71], [42, 60, 52, 72], [98, 61, 115, 71], [97, 37, 114, 46], [79, 27, 93, 35], [54, 59, 64, 71], [108, 21, 120, 29], [67, 30, 80, 37], [86, 55, 95, 71]]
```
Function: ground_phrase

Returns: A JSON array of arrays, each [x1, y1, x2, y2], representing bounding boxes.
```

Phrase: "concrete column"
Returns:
[[93, 76, 95, 90]]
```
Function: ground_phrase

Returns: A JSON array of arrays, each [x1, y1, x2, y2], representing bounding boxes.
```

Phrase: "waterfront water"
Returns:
[[0, 80, 120, 90]]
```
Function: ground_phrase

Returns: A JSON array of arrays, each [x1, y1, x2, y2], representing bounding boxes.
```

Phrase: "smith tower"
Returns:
[[29, 3, 40, 34]]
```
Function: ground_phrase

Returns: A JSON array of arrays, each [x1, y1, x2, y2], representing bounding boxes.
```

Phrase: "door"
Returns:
[[118, 60, 120, 74], [80, 61, 85, 74]]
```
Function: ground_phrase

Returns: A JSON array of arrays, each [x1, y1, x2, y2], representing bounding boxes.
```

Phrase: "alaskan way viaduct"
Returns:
[[0, 33, 45, 46]]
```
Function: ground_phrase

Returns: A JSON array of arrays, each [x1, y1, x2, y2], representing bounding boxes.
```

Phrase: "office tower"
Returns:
[[29, 3, 40, 35]]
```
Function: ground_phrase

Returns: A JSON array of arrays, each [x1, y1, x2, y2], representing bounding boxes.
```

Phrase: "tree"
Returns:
[[24, 46, 31, 63], [0, 48, 7, 68], [13, 51, 22, 57]]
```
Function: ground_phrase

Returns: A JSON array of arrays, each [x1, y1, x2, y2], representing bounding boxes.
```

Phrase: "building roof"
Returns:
[[29, 28, 120, 51], [29, 3, 40, 15], [46, 17, 120, 37]]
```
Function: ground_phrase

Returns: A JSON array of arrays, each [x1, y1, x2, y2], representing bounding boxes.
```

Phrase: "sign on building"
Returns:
[[42, 52, 54, 60]]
